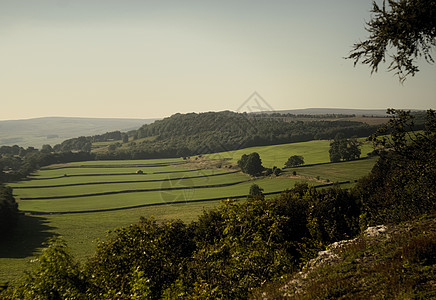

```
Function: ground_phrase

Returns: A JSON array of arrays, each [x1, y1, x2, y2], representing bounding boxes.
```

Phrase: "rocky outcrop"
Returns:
[[256, 216, 436, 299]]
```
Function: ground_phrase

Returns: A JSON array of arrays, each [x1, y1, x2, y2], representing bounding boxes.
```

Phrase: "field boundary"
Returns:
[[40, 161, 187, 170], [14, 171, 241, 189], [22, 181, 350, 215], [20, 180, 251, 200], [26, 168, 204, 180], [287, 157, 371, 169]]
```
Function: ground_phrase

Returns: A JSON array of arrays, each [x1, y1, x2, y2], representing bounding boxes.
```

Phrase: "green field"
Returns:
[[209, 139, 374, 168], [292, 157, 378, 183], [1, 141, 377, 283]]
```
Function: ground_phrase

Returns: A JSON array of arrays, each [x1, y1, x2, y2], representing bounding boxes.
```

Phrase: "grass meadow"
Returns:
[[209, 139, 374, 168], [1, 141, 377, 283], [291, 157, 378, 183]]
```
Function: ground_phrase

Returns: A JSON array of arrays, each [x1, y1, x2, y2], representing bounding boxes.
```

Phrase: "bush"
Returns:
[[248, 183, 264, 199], [273, 166, 281, 176], [86, 218, 195, 299], [1, 238, 87, 299], [284, 155, 304, 168]]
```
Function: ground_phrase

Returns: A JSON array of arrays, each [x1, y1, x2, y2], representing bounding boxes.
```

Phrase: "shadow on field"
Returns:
[[0, 214, 57, 258]]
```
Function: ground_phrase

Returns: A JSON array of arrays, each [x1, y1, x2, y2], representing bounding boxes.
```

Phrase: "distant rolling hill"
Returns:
[[0, 117, 157, 148], [260, 108, 392, 116]]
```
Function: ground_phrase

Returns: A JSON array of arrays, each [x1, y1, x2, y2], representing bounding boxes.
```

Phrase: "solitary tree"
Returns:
[[348, 0, 436, 82], [284, 155, 305, 168], [248, 183, 264, 200], [329, 141, 342, 163], [341, 139, 362, 161], [238, 152, 264, 176], [330, 137, 361, 162]]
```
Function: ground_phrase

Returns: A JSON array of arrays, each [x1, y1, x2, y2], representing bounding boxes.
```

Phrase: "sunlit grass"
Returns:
[[210, 139, 374, 168], [290, 157, 378, 182]]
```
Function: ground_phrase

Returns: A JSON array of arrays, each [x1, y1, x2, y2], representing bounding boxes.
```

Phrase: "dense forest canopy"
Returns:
[[24, 111, 382, 160], [95, 111, 380, 159], [134, 111, 373, 141]]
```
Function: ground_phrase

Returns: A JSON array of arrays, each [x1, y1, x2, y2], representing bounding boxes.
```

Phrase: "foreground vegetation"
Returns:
[[1, 109, 434, 299], [1, 184, 363, 299]]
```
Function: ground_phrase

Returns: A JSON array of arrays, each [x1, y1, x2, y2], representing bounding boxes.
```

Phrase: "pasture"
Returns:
[[291, 157, 378, 183], [1, 140, 377, 283], [209, 139, 374, 168]]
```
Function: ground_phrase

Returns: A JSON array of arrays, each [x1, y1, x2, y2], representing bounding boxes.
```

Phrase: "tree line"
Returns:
[[0, 147, 94, 235], [52, 131, 128, 153], [0, 147, 94, 183]]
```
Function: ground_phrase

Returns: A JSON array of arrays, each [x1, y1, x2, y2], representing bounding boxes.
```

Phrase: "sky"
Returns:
[[1, 0, 435, 120]]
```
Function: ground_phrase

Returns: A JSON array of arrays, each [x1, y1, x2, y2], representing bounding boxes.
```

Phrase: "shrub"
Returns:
[[284, 155, 304, 168]]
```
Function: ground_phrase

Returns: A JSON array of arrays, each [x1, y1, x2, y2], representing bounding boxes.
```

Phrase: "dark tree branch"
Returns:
[[348, 0, 436, 82]]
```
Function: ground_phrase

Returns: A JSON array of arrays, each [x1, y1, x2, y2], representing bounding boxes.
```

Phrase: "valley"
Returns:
[[1, 139, 377, 283]]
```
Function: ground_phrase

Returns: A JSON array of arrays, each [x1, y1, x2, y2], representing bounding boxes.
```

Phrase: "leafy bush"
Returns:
[[85, 218, 195, 299], [284, 155, 304, 168], [248, 183, 264, 199], [1, 238, 87, 299], [4, 184, 356, 299]]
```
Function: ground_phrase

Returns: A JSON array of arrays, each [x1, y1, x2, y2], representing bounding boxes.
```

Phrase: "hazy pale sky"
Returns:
[[1, 0, 435, 120]]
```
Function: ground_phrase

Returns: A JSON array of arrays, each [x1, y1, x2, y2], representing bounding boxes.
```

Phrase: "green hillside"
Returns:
[[208, 138, 374, 167], [53, 111, 379, 159]]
